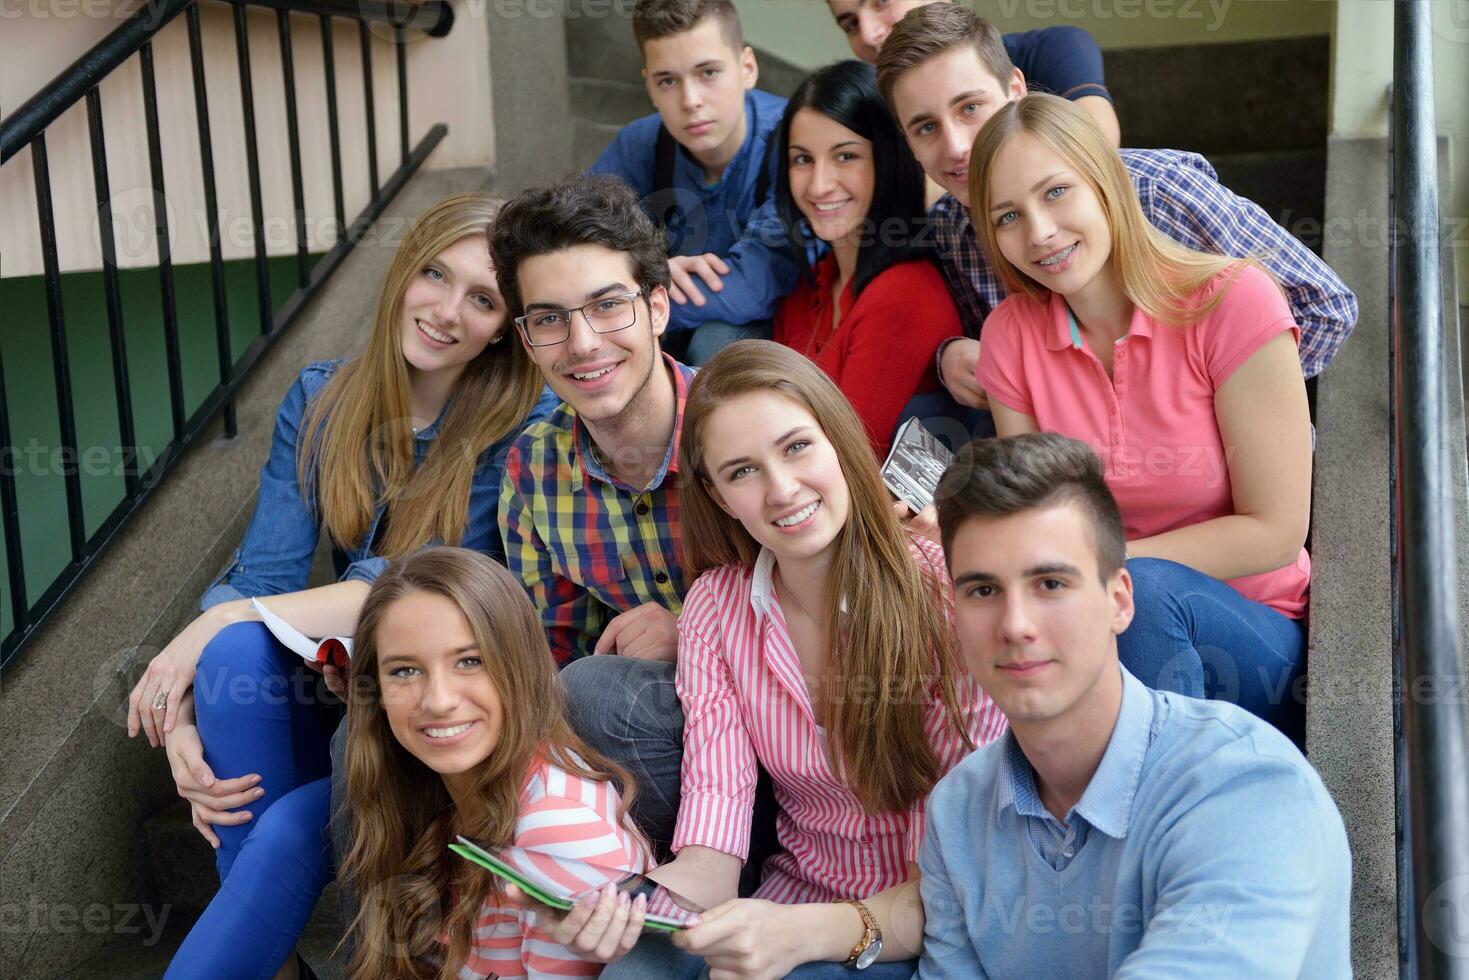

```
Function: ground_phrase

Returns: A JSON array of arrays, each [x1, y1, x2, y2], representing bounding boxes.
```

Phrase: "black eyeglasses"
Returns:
[[514, 289, 646, 347]]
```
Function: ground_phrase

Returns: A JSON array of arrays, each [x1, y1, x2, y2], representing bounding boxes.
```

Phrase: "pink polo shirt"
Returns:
[[976, 264, 1310, 618]]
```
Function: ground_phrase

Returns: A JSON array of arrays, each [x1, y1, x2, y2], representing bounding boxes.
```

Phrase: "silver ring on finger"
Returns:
[[151, 687, 170, 711]]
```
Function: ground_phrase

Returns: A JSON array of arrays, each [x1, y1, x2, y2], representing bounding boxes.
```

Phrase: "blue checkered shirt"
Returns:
[[929, 148, 1358, 378]]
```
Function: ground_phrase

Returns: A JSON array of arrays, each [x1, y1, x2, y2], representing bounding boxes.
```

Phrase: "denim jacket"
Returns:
[[201, 359, 559, 610]]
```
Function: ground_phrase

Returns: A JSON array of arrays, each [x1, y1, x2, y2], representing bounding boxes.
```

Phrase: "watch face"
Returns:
[[855, 936, 884, 970]]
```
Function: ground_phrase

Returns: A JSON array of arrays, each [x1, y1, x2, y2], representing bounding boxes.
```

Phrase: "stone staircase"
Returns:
[[51, 23, 1466, 980]]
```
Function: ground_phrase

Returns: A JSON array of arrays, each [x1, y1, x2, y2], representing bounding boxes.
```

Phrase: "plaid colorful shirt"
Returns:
[[499, 356, 693, 666], [930, 148, 1358, 379]]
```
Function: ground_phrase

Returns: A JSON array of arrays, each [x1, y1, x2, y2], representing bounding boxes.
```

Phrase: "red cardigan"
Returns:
[[773, 255, 960, 457]]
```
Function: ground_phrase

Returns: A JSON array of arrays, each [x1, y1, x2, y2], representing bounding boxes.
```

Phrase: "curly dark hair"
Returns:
[[489, 174, 672, 319]]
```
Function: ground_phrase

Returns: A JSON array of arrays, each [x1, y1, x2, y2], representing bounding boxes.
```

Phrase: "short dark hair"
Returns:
[[876, 2, 1015, 111], [774, 60, 934, 300], [489, 174, 671, 319], [936, 433, 1127, 581], [633, 0, 743, 53]]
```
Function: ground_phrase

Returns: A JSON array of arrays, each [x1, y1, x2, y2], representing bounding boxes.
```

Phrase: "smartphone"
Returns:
[[449, 836, 704, 933], [881, 417, 955, 513]]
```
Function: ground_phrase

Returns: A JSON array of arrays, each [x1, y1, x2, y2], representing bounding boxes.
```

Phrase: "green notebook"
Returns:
[[449, 836, 702, 934]]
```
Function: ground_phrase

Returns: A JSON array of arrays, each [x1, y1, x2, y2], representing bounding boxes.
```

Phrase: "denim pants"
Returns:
[[1120, 557, 1307, 744], [664, 319, 773, 367], [167, 623, 340, 977]]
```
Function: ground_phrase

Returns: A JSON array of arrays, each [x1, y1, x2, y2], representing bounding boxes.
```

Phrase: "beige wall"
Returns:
[[1, 0, 495, 277], [735, 0, 1336, 69], [1331, 0, 1468, 294]]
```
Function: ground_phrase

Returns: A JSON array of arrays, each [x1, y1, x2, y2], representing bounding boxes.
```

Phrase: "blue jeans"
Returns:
[[601, 930, 918, 980], [168, 622, 340, 976], [1120, 557, 1307, 744], [666, 319, 773, 367]]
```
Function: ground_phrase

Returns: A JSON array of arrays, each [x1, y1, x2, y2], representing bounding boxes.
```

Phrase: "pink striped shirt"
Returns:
[[671, 536, 1009, 904], [456, 755, 648, 979]]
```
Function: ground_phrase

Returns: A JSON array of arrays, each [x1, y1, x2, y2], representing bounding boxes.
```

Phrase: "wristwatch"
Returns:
[[836, 898, 884, 970]]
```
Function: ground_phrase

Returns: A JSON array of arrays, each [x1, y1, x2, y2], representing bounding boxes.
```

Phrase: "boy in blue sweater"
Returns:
[[923, 433, 1352, 979], [588, 0, 797, 364]]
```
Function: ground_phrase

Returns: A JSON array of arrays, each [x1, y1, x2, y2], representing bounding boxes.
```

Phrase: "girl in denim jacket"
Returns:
[[126, 194, 557, 978]]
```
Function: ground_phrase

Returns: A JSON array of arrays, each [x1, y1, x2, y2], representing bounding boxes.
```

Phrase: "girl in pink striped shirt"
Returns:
[[601, 341, 1007, 979], [339, 547, 650, 979]]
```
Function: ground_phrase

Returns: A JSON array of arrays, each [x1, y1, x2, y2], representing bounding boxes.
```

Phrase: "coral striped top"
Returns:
[[671, 536, 1009, 904], [456, 755, 647, 979]]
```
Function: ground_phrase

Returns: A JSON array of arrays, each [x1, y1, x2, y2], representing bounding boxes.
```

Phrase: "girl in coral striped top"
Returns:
[[339, 547, 649, 979], [601, 341, 1007, 979]]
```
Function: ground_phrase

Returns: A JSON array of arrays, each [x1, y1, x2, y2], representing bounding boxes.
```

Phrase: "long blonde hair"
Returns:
[[340, 547, 642, 979], [968, 94, 1254, 326], [297, 194, 544, 557], [679, 341, 972, 814]]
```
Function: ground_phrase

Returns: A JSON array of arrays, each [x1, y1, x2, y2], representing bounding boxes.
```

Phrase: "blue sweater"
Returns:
[[917, 666, 1352, 979], [587, 89, 798, 331]]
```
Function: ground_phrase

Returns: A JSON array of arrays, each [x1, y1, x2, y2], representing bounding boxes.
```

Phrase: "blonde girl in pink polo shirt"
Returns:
[[968, 94, 1314, 743]]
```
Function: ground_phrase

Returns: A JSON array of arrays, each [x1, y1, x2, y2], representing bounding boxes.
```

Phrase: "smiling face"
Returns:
[[948, 503, 1132, 729], [700, 390, 852, 568], [787, 107, 876, 246], [889, 44, 1026, 205], [828, 0, 939, 64], [376, 590, 505, 800], [514, 243, 668, 426], [641, 17, 758, 174], [986, 131, 1114, 298], [398, 235, 508, 383]]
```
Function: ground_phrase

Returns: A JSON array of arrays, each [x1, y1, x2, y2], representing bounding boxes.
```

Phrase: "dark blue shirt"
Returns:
[[587, 89, 800, 330], [1006, 25, 1111, 103]]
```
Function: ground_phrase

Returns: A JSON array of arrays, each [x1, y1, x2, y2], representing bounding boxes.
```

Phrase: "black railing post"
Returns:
[[395, 24, 408, 165], [278, 9, 311, 287], [0, 341, 30, 637], [320, 14, 346, 246], [234, 2, 274, 335], [1390, 2, 1469, 977], [359, 20, 380, 200], [86, 87, 141, 497], [139, 39, 186, 442], [31, 133, 87, 562], [186, 2, 236, 438]]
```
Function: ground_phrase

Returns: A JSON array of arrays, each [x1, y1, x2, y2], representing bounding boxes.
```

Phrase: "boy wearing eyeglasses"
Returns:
[[587, 0, 798, 364], [488, 174, 693, 853]]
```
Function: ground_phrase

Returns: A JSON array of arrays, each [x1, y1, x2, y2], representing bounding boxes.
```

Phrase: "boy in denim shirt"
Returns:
[[588, 0, 797, 363]]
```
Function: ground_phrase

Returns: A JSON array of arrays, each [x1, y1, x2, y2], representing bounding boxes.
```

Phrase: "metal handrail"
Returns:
[[1388, 1, 1469, 977], [0, 0, 451, 667]]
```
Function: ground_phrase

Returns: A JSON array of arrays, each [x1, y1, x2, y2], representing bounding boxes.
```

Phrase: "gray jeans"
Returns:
[[562, 655, 687, 856]]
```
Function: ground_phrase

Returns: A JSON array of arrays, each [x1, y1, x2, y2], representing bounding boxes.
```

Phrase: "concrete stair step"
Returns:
[[573, 115, 625, 172], [570, 76, 650, 128], [65, 800, 349, 977]]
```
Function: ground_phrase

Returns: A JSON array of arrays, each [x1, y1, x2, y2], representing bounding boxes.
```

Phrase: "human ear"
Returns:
[[646, 284, 671, 339], [1007, 68, 1027, 102], [741, 45, 759, 90], [1110, 565, 1135, 636]]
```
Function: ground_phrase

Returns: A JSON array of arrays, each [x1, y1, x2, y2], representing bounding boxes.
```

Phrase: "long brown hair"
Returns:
[[968, 94, 1257, 326], [339, 547, 641, 979], [297, 194, 544, 557], [678, 340, 971, 814]]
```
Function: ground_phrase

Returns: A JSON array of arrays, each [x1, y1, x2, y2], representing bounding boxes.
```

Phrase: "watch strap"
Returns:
[[837, 898, 880, 968]]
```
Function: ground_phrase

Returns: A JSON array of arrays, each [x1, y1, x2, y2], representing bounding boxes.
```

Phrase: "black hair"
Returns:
[[774, 59, 933, 300], [489, 174, 671, 319]]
